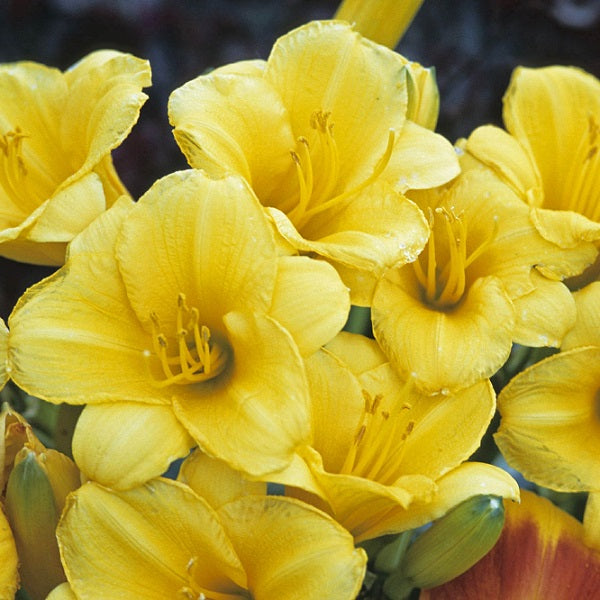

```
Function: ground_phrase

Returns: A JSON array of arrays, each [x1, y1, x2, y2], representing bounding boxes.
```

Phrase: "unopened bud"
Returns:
[[384, 495, 505, 599]]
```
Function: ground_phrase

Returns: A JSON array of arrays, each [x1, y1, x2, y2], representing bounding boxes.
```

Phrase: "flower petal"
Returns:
[[0, 509, 18, 599], [563, 281, 600, 349], [57, 479, 247, 599], [373, 272, 515, 393], [173, 311, 310, 477], [265, 20, 408, 185], [218, 495, 367, 600], [7, 198, 162, 404], [116, 170, 277, 332], [72, 402, 194, 490], [496, 347, 600, 492], [268, 255, 350, 356]]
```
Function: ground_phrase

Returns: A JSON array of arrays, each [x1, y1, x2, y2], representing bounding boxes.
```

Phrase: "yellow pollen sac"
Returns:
[[340, 387, 415, 486], [143, 293, 229, 387], [412, 207, 497, 310], [288, 109, 396, 230]]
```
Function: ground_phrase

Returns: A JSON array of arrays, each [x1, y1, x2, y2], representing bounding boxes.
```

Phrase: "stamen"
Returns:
[[0, 128, 31, 209], [143, 295, 229, 387]]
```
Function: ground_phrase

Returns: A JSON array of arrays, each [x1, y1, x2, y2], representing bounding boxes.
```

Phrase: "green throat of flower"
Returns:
[[412, 207, 497, 310], [287, 109, 395, 230], [143, 293, 229, 387], [340, 386, 415, 486]]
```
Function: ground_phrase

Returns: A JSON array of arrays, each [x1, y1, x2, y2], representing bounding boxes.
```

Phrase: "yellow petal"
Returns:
[[265, 20, 408, 184], [8, 198, 158, 404], [169, 71, 295, 201], [173, 311, 310, 478], [268, 255, 349, 356], [116, 170, 277, 332], [0, 317, 8, 389], [463, 124, 543, 206], [46, 582, 77, 600], [503, 66, 600, 221], [61, 50, 151, 187], [57, 479, 247, 599], [218, 495, 367, 600], [267, 179, 428, 272], [563, 281, 600, 349], [179, 450, 267, 510], [72, 402, 194, 490], [496, 347, 600, 492], [0, 508, 18, 599], [373, 272, 515, 393], [383, 120, 460, 191], [530, 206, 600, 247]]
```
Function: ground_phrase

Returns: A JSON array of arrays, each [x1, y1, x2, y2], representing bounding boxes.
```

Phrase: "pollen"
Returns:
[[143, 293, 229, 387]]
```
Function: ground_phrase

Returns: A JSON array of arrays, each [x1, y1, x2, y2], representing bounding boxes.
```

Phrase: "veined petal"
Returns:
[[511, 270, 576, 347], [503, 66, 600, 220], [421, 490, 600, 600], [265, 20, 408, 185], [117, 170, 277, 333], [60, 50, 151, 190], [179, 450, 267, 510], [169, 71, 295, 201], [0, 508, 18, 599], [267, 179, 428, 272], [173, 311, 311, 478], [268, 255, 349, 356], [217, 495, 367, 600], [530, 206, 600, 247], [57, 479, 247, 599], [463, 124, 543, 206], [72, 402, 194, 490], [373, 271, 515, 394], [563, 281, 600, 349], [496, 347, 600, 492], [7, 198, 164, 404], [383, 120, 460, 191], [25, 172, 106, 242]]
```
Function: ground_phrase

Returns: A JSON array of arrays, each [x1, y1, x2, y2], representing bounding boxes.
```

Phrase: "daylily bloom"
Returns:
[[8, 169, 350, 489], [267, 332, 519, 542], [495, 282, 600, 493], [0, 50, 151, 265], [55, 477, 367, 600], [463, 66, 600, 278], [420, 490, 600, 599], [371, 159, 595, 394], [169, 20, 460, 302]]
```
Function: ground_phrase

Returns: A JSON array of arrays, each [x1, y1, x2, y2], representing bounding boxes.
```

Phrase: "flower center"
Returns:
[[559, 113, 600, 221], [0, 128, 33, 212], [143, 293, 229, 387], [412, 207, 497, 310], [339, 386, 415, 486], [287, 110, 395, 230]]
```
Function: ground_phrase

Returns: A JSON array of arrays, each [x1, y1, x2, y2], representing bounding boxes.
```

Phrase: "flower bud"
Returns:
[[384, 495, 505, 599], [5, 446, 79, 600], [405, 64, 440, 130]]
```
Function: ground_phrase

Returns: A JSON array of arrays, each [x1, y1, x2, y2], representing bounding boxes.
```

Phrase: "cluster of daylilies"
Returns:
[[0, 1, 600, 598]]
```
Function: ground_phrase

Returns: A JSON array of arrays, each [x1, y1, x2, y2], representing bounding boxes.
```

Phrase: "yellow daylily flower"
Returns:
[[8, 169, 350, 489], [421, 490, 600, 600], [371, 161, 595, 394], [334, 0, 425, 49], [0, 50, 151, 265], [496, 345, 600, 493], [270, 332, 519, 542], [464, 66, 600, 266], [169, 20, 460, 300], [56, 478, 367, 600]]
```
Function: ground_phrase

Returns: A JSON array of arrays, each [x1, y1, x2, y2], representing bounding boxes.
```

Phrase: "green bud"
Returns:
[[5, 448, 77, 599], [384, 495, 505, 599], [374, 531, 412, 574]]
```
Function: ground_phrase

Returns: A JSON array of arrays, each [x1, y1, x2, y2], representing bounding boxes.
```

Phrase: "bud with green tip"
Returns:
[[383, 495, 506, 600], [4, 446, 80, 600]]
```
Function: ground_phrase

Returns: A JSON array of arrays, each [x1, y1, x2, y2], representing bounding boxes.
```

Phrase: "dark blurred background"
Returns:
[[0, 0, 599, 317]]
